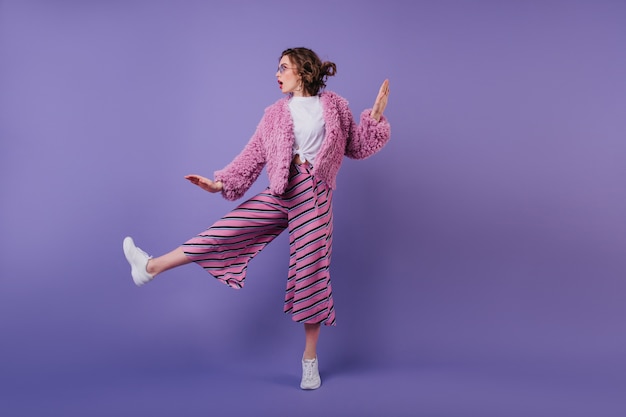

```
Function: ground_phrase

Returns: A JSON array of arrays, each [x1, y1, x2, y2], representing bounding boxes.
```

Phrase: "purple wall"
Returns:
[[1, 1, 625, 415]]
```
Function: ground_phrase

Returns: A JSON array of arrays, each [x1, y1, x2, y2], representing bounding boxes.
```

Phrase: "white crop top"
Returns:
[[288, 95, 325, 165]]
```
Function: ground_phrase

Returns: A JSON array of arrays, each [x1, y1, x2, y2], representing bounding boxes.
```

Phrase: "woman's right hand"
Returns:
[[185, 174, 223, 193]]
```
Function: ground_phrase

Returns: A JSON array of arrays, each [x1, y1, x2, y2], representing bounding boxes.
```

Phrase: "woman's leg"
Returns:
[[125, 190, 288, 288], [303, 323, 321, 359], [183, 191, 288, 289], [123, 237, 191, 286], [146, 246, 191, 277], [301, 322, 322, 389]]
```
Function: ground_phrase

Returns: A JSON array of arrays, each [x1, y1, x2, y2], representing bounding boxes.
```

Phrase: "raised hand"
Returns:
[[371, 79, 390, 122], [185, 174, 223, 193]]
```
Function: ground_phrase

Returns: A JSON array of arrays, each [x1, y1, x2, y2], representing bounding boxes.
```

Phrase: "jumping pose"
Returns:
[[123, 47, 390, 390]]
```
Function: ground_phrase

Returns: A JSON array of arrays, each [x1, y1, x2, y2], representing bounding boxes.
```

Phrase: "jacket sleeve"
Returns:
[[344, 107, 391, 160], [214, 120, 267, 201]]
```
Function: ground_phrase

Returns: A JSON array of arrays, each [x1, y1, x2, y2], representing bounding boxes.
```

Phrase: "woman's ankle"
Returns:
[[146, 259, 158, 276]]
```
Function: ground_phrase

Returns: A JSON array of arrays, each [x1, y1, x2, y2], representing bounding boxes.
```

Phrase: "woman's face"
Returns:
[[276, 55, 304, 96]]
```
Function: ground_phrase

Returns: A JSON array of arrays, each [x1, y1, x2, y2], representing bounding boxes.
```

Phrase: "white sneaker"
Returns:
[[123, 236, 154, 286], [300, 357, 321, 390]]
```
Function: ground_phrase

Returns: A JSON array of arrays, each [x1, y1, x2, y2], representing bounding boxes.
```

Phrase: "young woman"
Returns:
[[123, 47, 390, 390]]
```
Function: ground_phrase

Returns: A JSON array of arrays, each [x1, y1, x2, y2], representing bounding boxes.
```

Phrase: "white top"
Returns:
[[288, 95, 325, 165]]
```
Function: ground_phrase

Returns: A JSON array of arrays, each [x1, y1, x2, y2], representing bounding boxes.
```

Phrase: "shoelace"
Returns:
[[136, 246, 152, 260], [303, 360, 316, 379]]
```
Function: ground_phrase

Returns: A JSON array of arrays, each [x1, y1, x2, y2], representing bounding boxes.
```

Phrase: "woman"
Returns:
[[123, 47, 390, 390]]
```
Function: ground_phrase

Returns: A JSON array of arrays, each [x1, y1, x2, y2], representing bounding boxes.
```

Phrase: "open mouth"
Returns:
[[278, 80, 283, 88]]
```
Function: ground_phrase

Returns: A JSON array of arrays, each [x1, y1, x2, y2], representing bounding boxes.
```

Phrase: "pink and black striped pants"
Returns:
[[183, 163, 336, 326]]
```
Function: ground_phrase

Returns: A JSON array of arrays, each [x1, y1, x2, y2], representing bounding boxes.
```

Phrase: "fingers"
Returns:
[[184, 174, 201, 184], [185, 174, 212, 188], [185, 174, 208, 182], [185, 174, 222, 193], [373, 79, 390, 118], [379, 79, 390, 97], [375, 80, 390, 105]]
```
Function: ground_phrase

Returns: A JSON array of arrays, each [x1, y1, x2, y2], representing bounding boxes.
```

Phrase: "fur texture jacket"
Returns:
[[214, 90, 391, 201]]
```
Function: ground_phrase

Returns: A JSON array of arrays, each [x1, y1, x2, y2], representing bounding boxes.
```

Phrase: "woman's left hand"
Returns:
[[371, 79, 390, 122]]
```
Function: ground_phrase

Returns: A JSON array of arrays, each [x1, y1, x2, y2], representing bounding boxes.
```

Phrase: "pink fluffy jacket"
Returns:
[[214, 91, 391, 201]]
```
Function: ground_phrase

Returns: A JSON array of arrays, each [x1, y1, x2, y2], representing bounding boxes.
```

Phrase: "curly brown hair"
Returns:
[[280, 47, 337, 96]]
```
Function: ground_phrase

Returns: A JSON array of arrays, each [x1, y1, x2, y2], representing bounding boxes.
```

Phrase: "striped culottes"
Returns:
[[183, 163, 336, 326]]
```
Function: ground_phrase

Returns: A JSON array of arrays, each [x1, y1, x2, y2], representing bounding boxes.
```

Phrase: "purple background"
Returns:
[[1, 0, 625, 416]]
